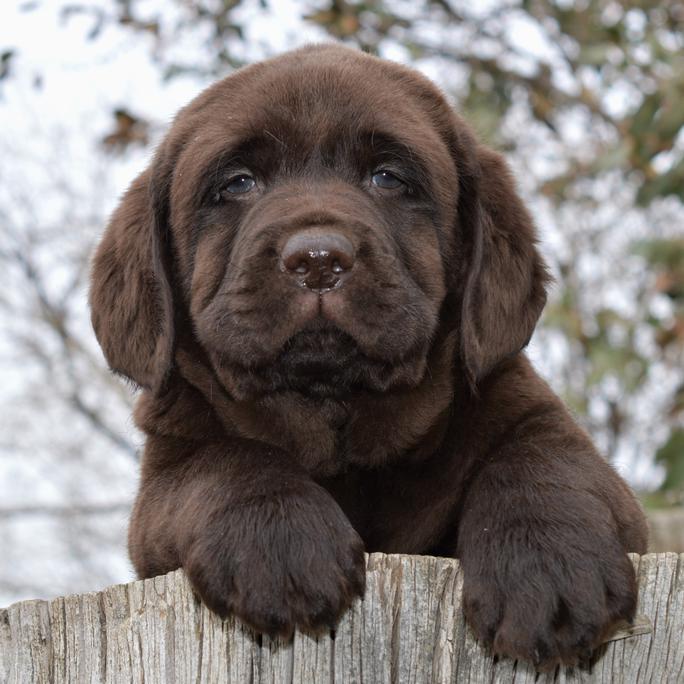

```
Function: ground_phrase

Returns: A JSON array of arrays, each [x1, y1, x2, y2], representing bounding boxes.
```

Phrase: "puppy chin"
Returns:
[[211, 327, 430, 402]]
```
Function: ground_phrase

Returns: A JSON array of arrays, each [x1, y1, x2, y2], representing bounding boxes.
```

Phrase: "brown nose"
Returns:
[[280, 231, 355, 291]]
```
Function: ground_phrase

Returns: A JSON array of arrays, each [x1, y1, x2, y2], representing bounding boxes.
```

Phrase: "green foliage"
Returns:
[[634, 238, 684, 301], [655, 429, 684, 499]]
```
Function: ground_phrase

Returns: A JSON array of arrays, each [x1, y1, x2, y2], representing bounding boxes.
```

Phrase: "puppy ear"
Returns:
[[458, 144, 549, 385], [89, 166, 174, 392]]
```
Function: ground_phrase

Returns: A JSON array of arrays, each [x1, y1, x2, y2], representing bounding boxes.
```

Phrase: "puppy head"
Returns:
[[90, 45, 548, 400]]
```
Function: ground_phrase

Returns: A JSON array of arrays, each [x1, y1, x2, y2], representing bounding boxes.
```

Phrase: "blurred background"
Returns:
[[1, 0, 683, 606]]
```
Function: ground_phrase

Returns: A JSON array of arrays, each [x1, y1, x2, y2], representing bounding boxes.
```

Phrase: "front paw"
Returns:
[[462, 535, 638, 669], [184, 483, 365, 636]]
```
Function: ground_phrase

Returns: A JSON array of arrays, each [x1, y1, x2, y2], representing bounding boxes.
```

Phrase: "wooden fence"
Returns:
[[1, 553, 682, 683]]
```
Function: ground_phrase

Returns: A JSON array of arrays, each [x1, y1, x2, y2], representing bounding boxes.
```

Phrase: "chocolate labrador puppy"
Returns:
[[90, 44, 648, 668]]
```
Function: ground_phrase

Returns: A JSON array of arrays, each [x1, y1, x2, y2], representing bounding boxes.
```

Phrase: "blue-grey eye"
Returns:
[[224, 174, 256, 194], [371, 170, 403, 189]]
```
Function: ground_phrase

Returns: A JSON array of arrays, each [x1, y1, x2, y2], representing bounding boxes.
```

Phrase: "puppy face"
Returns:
[[169, 50, 460, 399], [90, 45, 548, 402]]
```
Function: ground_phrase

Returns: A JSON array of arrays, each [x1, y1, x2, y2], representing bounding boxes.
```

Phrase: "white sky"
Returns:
[[0, 0, 328, 197]]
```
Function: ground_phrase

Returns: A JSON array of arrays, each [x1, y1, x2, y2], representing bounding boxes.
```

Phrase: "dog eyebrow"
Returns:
[[263, 128, 287, 149], [204, 135, 271, 170], [195, 134, 279, 201], [376, 127, 426, 151], [365, 131, 416, 159], [359, 130, 433, 187]]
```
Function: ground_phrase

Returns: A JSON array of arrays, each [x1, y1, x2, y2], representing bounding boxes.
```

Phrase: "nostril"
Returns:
[[331, 250, 354, 272], [282, 250, 312, 274]]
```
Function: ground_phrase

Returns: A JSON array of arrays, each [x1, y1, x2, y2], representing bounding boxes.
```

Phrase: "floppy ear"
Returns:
[[89, 165, 175, 392], [458, 144, 550, 385]]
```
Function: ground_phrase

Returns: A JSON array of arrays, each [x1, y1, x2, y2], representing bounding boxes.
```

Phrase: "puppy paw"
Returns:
[[462, 535, 637, 669], [183, 482, 365, 636]]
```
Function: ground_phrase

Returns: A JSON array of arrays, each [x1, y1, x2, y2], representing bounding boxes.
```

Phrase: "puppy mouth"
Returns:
[[209, 314, 431, 400], [273, 320, 364, 397]]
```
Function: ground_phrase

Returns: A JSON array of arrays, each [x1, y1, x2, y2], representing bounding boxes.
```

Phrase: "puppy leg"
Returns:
[[457, 427, 647, 669], [129, 435, 365, 636]]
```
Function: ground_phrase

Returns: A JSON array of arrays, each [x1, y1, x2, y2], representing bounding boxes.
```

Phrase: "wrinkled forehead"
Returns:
[[172, 48, 455, 183]]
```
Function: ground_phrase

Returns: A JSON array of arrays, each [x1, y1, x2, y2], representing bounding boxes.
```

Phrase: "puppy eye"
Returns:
[[223, 174, 256, 195], [371, 170, 404, 190]]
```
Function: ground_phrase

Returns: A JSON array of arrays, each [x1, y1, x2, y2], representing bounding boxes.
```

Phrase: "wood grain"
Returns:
[[1, 553, 681, 683]]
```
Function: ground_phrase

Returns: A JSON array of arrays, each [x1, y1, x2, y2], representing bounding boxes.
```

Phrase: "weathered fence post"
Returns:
[[1, 553, 682, 683]]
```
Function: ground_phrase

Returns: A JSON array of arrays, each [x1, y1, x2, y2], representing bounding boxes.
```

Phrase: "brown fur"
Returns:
[[90, 45, 648, 669]]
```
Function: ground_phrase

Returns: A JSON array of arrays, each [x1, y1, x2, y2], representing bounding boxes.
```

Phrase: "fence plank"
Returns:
[[1, 553, 682, 683]]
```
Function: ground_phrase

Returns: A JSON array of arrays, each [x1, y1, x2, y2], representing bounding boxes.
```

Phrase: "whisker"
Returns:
[[214, 288, 258, 297]]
